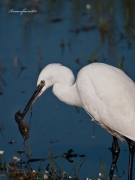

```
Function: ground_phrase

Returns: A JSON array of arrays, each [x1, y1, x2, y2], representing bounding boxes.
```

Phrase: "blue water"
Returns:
[[0, 0, 135, 179]]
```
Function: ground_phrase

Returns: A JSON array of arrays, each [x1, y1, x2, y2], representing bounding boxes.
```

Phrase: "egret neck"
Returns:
[[53, 82, 82, 107]]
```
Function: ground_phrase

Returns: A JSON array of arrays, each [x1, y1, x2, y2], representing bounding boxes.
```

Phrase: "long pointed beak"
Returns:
[[15, 80, 45, 139], [22, 80, 45, 117]]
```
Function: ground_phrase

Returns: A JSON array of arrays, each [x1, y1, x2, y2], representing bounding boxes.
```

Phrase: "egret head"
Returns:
[[37, 63, 65, 96], [36, 65, 54, 97], [36, 63, 74, 96], [15, 63, 74, 132], [15, 64, 63, 120]]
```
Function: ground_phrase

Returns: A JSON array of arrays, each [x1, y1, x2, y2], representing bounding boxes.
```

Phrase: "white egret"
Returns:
[[15, 63, 135, 180]]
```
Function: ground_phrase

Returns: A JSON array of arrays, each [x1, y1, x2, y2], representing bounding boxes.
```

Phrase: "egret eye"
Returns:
[[40, 80, 45, 86]]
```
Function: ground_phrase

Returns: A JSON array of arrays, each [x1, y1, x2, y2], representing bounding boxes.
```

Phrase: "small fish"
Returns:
[[15, 111, 30, 140]]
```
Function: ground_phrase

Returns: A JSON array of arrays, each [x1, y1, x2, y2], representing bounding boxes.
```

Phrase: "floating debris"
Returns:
[[28, 158, 45, 162], [62, 149, 85, 163], [50, 139, 58, 144], [50, 18, 63, 23], [8, 140, 17, 144], [17, 150, 25, 155]]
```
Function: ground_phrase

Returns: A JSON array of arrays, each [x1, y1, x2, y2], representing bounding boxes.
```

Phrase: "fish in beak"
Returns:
[[15, 80, 45, 140]]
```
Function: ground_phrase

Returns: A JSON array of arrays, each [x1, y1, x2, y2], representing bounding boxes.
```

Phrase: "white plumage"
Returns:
[[37, 63, 135, 141], [19, 62, 134, 179]]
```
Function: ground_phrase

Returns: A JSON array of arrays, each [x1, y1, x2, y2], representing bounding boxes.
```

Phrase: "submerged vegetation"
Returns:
[[0, 148, 119, 180], [0, 148, 86, 179]]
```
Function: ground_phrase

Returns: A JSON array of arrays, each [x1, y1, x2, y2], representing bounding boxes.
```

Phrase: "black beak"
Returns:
[[15, 80, 45, 139]]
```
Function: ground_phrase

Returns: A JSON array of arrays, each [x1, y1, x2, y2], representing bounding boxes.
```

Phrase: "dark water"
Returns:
[[0, 0, 135, 179]]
